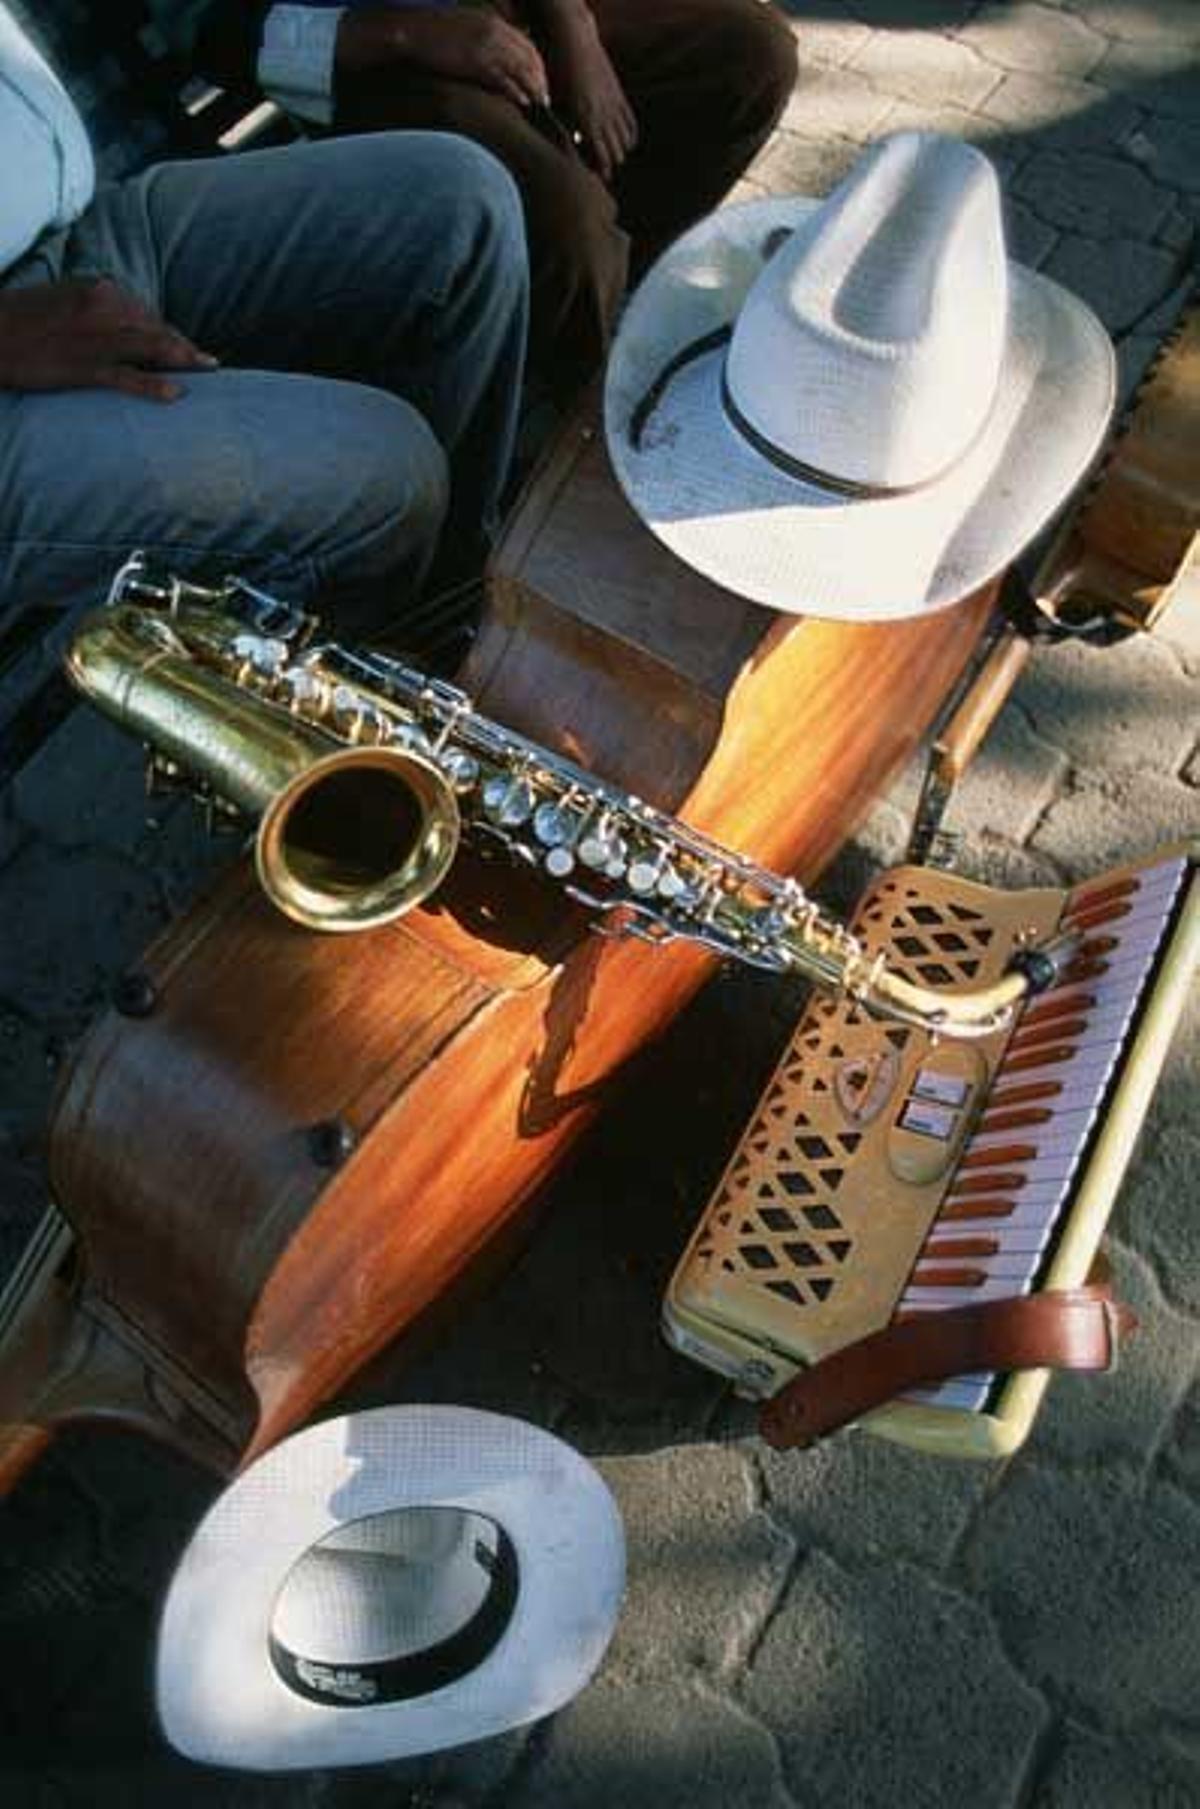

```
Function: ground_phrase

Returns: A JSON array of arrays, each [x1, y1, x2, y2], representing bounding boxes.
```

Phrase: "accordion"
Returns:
[[665, 843, 1198, 1458]]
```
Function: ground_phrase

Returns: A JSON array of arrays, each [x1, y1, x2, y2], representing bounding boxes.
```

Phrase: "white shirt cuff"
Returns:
[[257, 5, 346, 125]]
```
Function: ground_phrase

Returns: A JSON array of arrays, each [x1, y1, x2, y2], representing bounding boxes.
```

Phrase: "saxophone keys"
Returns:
[[482, 774, 536, 827], [579, 828, 627, 875], [545, 846, 575, 879], [656, 863, 691, 904], [506, 781, 537, 825], [232, 633, 288, 678], [390, 721, 434, 758], [144, 752, 189, 798], [279, 667, 324, 713], [628, 855, 663, 896], [330, 682, 372, 737], [440, 748, 480, 792], [533, 801, 575, 847]]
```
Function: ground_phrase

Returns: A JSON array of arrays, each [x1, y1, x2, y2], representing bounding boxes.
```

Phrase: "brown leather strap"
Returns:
[[759, 1288, 1138, 1450]]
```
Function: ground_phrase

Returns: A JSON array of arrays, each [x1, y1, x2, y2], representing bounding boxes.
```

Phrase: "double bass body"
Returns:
[[0, 404, 995, 1482]]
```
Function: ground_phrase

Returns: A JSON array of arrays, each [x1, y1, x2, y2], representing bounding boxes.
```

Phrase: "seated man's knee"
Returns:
[[532, 159, 628, 319], [375, 132, 526, 271], [309, 387, 450, 589], [699, 1, 799, 120], [753, 1, 801, 93], [365, 399, 449, 555]]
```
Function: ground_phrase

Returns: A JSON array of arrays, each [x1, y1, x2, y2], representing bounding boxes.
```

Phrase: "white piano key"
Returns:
[[901, 1274, 1041, 1305], [924, 1224, 1057, 1256], [1008, 998, 1143, 1051], [949, 1151, 1080, 1190], [1083, 898, 1181, 952], [1067, 861, 1186, 918], [980, 1060, 1138, 1119], [989, 1042, 1123, 1096], [963, 1102, 1109, 1159], [1032, 949, 1168, 1010], [935, 1209, 1073, 1243], [911, 1250, 1044, 1285], [1008, 1005, 1144, 1058], [1066, 858, 1186, 915], [933, 1199, 1071, 1234], [909, 1244, 1046, 1284]]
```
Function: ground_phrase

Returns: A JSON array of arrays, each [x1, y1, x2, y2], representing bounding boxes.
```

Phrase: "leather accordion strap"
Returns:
[[759, 1287, 1138, 1450]]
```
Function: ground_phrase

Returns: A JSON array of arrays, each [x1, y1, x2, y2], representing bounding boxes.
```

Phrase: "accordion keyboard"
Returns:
[[897, 852, 1192, 1415], [663, 844, 1198, 1457]]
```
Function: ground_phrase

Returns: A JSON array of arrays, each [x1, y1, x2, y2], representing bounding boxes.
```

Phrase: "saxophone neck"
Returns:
[[837, 921, 1080, 1039]]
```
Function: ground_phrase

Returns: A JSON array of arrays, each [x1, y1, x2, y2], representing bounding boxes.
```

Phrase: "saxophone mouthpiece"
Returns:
[[1008, 926, 1081, 994]]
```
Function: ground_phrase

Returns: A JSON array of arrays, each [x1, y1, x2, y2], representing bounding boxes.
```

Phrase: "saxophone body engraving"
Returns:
[[65, 556, 1076, 1037]]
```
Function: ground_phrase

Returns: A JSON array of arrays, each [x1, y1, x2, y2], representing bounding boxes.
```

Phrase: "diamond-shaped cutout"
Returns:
[[767, 1279, 804, 1307], [780, 1171, 816, 1198], [741, 1243, 776, 1271], [798, 1134, 831, 1160], [811, 1278, 834, 1301], [759, 1207, 795, 1232], [783, 1241, 821, 1268], [804, 1203, 840, 1230]]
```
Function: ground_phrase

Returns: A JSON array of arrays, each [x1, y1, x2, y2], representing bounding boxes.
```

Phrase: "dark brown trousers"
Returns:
[[337, 1, 798, 401]]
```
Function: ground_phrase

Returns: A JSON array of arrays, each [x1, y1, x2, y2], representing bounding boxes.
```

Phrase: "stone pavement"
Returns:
[[1, 3, 1198, 1805]]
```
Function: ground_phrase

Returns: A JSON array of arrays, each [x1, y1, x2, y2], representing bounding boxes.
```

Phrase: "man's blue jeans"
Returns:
[[0, 131, 528, 642]]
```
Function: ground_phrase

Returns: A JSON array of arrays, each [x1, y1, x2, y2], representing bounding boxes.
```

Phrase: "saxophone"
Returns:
[[65, 555, 1076, 1038]]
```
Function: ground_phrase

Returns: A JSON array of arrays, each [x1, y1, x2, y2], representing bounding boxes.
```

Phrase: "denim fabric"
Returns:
[[0, 130, 528, 642], [0, 3, 95, 271]]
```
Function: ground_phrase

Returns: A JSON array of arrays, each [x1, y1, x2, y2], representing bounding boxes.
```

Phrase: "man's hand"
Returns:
[[535, 0, 637, 183], [0, 278, 216, 403], [337, 7, 550, 110]]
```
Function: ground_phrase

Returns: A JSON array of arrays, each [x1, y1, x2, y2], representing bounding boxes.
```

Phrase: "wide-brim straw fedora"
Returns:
[[155, 1406, 625, 1771], [604, 130, 1116, 621]]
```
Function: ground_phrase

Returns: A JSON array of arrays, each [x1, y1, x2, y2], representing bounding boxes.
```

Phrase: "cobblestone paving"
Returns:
[[1, 3, 1199, 1806]]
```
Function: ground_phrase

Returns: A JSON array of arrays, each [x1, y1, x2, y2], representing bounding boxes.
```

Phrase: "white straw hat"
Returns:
[[155, 1406, 625, 1771], [604, 131, 1116, 620]]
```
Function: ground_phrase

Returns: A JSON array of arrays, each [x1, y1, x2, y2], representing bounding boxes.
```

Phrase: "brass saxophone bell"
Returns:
[[256, 745, 461, 933]]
